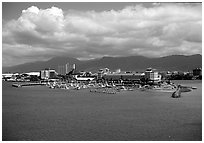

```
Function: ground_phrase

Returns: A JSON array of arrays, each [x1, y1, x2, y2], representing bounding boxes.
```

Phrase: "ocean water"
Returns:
[[2, 80, 202, 141]]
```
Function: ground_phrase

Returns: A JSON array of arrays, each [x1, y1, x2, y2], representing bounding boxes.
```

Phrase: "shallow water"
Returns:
[[2, 81, 202, 141]]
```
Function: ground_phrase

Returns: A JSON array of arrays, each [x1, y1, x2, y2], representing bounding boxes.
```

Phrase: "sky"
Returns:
[[2, 2, 202, 67]]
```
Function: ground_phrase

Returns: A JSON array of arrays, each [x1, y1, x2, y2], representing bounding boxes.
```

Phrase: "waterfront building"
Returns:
[[62, 66, 65, 75], [2, 73, 15, 78], [57, 66, 61, 75], [2, 73, 20, 81], [65, 63, 69, 74], [144, 68, 161, 82], [25, 72, 40, 76], [97, 68, 110, 79], [99, 68, 110, 74], [75, 75, 95, 82], [40, 69, 57, 80], [103, 72, 143, 85], [73, 64, 76, 70], [193, 68, 202, 76], [58, 63, 76, 75], [114, 69, 121, 74]]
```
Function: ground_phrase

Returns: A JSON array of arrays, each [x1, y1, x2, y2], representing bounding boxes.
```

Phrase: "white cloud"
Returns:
[[2, 3, 202, 66]]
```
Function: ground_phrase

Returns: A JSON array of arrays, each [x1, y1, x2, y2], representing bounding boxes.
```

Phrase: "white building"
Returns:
[[115, 69, 121, 74], [145, 68, 161, 82], [2, 73, 15, 78], [40, 69, 56, 79], [25, 72, 40, 76], [2, 73, 20, 78], [74, 75, 95, 81], [73, 64, 76, 70]]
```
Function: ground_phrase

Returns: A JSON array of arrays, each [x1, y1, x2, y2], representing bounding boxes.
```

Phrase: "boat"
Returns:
[[12, 84, 21, 88], [191, 87, 197, 89]]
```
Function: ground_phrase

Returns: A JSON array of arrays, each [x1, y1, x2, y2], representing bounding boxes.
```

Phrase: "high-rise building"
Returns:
[[62, 65, 65, 75], [58, 65, 62, 75], [73, 64, 76, 70], [65, 63, 69, 74], [57, 63, 76, 75]]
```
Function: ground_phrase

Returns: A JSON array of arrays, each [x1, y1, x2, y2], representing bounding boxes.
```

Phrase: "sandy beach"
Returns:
[[2, 80, 202, 141]]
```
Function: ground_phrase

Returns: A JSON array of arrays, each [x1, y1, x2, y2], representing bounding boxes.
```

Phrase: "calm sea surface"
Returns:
[[2, 80, 202, 141]]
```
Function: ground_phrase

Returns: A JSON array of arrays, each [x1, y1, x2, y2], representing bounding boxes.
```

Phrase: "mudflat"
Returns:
[[2, 81, 202, 141]]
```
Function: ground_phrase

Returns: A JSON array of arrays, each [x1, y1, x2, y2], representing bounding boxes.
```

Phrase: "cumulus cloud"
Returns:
[[2, 3, 202, 66]]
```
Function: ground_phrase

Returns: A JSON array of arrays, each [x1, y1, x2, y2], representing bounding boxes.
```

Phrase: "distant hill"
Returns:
[[3, 57, 80, 73], [2, 54, 202, 73]]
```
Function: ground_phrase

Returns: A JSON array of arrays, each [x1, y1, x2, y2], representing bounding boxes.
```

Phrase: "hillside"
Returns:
[[2, 54, 202, 73]]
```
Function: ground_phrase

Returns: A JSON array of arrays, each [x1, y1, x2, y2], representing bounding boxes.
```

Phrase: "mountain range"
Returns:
[[2, 54, 202, 73]]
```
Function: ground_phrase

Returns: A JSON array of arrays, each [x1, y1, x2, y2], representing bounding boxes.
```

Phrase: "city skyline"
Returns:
[[2, 2, 202, 67]]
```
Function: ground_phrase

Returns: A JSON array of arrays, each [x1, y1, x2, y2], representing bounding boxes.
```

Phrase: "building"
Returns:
[[25, 72, 40, 76], [49, 70, 56, 78], [2, 73, 15, 78], [65, 63, 69, 74], [74, 75, 95, 82], [40, 69, 57, 80], [97, 68, 110, 79], [73, 64, 76, 70], [114, 69, 121, 74], [2, 73, 20, 81], [144, 68, 161, 82], [193, 68, 202, 76], [100, 68, 110, 74], [103, 72, 143, 84], [58, 63, 76, 75]]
